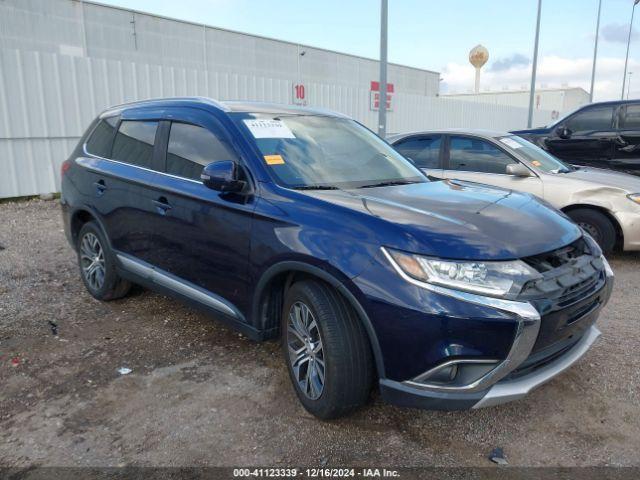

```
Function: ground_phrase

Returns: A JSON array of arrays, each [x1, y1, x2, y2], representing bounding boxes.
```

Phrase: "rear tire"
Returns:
[[567, 208, 616, 254], [77, 222, 131, 301], [281, 280, 373, 419]]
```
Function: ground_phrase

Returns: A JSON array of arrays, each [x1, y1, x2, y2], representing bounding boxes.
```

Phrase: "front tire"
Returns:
[[567, 208, 617, 254], [77, 222, 131, 301], [281, 280, 374, 419]]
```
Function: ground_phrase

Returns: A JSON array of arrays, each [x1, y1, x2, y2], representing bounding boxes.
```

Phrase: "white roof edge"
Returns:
[[443, 87, 590, 96]]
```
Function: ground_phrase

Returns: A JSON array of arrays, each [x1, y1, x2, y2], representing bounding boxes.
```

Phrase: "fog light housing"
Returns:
[[409, 359, 499, 388], [427, 364, 459, 383]]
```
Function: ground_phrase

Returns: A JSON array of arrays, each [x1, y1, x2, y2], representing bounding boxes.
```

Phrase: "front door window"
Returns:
[[448, 136, 517, 174]]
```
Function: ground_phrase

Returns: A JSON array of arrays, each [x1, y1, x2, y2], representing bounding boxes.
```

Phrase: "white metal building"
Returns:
[[0, 0, 554, 198], [444, 87, 590, 121], [0, 0, 441, 96]]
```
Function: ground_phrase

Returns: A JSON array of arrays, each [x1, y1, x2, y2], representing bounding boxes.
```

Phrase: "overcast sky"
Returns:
[[97, 0, 640, 101]]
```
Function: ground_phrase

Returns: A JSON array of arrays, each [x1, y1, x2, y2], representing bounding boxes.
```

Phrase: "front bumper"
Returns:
[[474, 324, 601, 408], [380, 325, 601, 409], [378, 258, 614, 410]]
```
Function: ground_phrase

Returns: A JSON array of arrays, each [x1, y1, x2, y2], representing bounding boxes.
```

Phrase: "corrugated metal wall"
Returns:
[[0, 0, 440, 96], [0, 0, 553, 198], [0, 48, 552, 198], [444, 89, 590, 117]]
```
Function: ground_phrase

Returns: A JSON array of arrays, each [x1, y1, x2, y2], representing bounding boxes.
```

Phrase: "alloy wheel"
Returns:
[[80, 232, 106, 291], [286, 301, 325, 400]]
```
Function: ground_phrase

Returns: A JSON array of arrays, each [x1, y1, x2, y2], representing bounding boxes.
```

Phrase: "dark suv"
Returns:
[[512, 100, 640, 176], [61, 98, 614, 419]]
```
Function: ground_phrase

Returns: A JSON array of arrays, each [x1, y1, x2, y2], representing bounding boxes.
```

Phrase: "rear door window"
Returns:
[[448, 136, 517, 174], [394, 136, 442, 168], [165, 122, 237, 181], [112, 120, 159, 169], [620, 104, 640, 130], [85, 117, 118, 158]]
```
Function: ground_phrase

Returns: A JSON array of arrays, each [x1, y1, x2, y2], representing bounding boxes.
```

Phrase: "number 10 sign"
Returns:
[[292, 84, 308, 106]]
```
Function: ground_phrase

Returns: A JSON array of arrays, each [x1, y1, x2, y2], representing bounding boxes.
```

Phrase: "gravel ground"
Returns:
[[1, 198, 639, 468]]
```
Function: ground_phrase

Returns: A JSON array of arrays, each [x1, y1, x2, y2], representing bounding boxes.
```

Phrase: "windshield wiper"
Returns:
[[291, 184, 340, 190], [359, 180, 421, 188]]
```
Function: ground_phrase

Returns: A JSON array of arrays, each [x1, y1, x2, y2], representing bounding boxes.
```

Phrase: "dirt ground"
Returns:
[[1, 198, 639, 468]]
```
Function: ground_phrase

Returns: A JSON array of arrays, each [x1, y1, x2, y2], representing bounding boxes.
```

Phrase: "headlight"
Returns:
[[383, 247, 540, 298], [602, 254, 614, 278], [628, 193, 640, 205], [582, 231, 603, 257]]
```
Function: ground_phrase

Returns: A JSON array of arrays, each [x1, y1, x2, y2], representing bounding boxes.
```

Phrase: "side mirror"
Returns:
[[556, 126, 572, 139], [506, 163, 533, 177], [201, 161, 245, 192]]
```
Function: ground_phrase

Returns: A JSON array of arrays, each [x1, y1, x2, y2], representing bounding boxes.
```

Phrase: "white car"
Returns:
[[389, 129, 640, 254]]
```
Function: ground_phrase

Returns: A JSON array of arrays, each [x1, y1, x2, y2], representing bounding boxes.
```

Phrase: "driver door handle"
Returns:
[[614, 135, 629, 147], [152, 196, 172, 215], [94, 180, 107, 196]]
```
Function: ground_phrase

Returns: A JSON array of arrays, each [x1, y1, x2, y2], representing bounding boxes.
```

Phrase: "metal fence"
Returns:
[[0, 48, 552, 198]]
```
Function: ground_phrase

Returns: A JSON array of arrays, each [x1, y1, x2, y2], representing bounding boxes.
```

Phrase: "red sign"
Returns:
[[292, 83, 307, 106], [370, 81, 395, 93], [370, 81, 394, 111]]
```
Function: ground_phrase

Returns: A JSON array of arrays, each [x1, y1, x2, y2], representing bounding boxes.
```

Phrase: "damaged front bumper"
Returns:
[[378, 258, 614, 411]]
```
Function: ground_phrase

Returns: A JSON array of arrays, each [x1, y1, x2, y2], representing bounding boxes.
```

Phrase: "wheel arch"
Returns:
[[561, 203, 624, 249], [252, 261, 385, 378], [69, 206, 113, 251]]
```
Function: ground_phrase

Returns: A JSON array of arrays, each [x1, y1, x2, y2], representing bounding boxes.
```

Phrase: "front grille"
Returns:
[[518, 237, 604, 309], [557, 274, 600, 307], [523, 237, 590, 272], [507, 334, 581, 380], [517, 236, 607, 354]]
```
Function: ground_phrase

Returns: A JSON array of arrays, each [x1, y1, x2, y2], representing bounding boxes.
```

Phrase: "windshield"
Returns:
[[232, 113, 426, 189], [498, 136, 573, 173]]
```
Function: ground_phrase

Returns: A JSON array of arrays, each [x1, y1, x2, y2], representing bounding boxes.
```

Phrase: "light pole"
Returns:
[[622, 0, 640, 100], [589, 0, 602, 103], [628, 72, 633, 99], [378, 0, 388, 137], [527, 0, 542, 128]]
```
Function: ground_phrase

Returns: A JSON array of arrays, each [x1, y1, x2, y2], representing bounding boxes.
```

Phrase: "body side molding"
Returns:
[[116, 253, 244, 320]]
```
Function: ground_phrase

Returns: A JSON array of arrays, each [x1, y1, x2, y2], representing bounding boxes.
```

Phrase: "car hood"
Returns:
[[302, 180, 581, 260], [511, 127, 551, 135], [562, 166, 640, 193]]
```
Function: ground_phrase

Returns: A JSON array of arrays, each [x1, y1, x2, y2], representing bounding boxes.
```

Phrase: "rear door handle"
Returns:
[[94, 180, 106, 196], [152, 197, 172, 215]]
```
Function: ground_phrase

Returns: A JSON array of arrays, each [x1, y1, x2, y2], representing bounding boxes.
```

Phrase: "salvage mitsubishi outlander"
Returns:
[[60, 98, 614, 419]]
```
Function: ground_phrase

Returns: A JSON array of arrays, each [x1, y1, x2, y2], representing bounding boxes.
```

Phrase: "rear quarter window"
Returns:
[[85, 117, 118, 158]]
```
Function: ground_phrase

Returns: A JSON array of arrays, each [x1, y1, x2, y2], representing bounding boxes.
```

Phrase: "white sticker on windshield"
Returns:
[[243, 119, 296, 139], [499, 137, 523, 149]]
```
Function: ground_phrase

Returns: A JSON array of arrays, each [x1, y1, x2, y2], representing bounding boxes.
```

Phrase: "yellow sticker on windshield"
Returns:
[[531, 160, 542, 167], [264, 154, 285, 165]]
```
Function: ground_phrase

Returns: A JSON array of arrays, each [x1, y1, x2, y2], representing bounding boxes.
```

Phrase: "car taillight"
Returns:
[[60, 160, 72, 176]]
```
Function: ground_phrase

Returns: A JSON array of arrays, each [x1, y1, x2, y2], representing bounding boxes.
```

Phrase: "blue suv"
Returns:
[[61, 98, 614, 419]]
